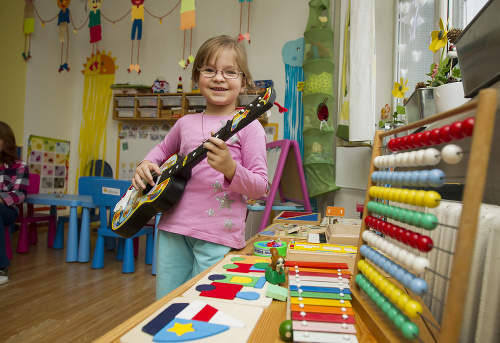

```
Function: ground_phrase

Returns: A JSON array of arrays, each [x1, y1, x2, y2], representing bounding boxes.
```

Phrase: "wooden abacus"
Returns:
[[351, 88, 498, 342]]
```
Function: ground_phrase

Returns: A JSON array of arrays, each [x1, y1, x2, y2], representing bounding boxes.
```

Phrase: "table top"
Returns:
[[95, 234, 376, 343], [25, 194, 95, 207]]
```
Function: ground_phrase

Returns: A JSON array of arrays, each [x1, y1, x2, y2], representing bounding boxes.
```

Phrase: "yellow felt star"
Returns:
[[429, 18, 450, 53], [167, 322, 195, 336], [391, 77, 409, 98]]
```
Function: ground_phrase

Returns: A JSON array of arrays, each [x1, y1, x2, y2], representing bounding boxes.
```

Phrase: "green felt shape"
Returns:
[[230, 256, 245, 262], [216, 273, 260, 287], [253, 262, 268, 270], [223, 264, 239, 270]]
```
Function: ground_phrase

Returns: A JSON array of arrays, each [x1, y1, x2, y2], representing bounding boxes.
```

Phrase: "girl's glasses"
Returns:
[[198, 66, 243, 79]]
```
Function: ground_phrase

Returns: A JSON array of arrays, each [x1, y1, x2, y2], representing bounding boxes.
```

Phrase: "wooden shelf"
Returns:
[[113, 91, 269, 124]]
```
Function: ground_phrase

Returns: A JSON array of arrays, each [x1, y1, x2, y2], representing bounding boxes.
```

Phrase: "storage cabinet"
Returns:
[[113, 92, 268, 123]]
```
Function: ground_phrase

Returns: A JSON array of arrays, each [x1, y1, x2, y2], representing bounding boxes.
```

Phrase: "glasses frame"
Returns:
[[197, 66, 244, 79]]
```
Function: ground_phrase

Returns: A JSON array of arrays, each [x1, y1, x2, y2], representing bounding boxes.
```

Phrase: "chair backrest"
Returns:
[[27, 173, 40, 195], [78, 176, 112, 195], [90, 179, 132, 208]]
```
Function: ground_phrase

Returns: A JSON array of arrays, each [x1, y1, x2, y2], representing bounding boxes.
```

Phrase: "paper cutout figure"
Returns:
[[128, 0, 144, 74], [237, 0, 252, 43], [23, 0, 35, 61], [87, 0, 103, 55], [56, 0, 72, 72], [179, 0, 195, 69]]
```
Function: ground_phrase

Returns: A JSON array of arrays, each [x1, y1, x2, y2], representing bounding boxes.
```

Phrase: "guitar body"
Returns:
[[112, 87, 276, 238]]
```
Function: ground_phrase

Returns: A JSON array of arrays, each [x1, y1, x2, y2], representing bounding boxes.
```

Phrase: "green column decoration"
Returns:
[[302, 0, 340, 197]]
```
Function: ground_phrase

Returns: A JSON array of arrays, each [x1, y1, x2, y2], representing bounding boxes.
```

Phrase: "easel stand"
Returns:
[[248, 139, 312, 232], [351, 89, 498, 342]]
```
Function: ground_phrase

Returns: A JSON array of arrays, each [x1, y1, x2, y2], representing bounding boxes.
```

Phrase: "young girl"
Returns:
[[133, 35, 268, 299], [0, 122, 29, 285]]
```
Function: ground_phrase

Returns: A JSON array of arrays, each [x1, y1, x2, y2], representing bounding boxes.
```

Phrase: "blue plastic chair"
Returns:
[[90, 179, 154, 273], [54, 176, 109, 249]]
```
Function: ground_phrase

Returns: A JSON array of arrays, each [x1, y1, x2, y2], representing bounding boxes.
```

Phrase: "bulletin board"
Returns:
[[116, 123, 172, 180], [27, 135, 70, 193], [262, 123, 279, 142]]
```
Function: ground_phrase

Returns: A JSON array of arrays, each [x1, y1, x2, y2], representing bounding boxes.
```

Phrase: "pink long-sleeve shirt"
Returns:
[[143, 112, 268, 249]]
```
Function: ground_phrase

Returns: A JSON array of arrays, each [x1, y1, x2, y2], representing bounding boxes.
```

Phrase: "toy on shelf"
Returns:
[[280, 260, 359, 342], [211, 254, 270, 275], [273, 211, 321, 226], [121, 297, 263, 343], [287, 241, 357, 272], [264, 247, 286, 285], [259, 222, 323, 240], [182, 271, 272, 308], [253, 239, 287, 257]]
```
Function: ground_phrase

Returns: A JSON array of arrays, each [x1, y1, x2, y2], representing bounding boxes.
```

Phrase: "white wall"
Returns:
[[23, 0, 310, 193], [23, 0, 399, 220]]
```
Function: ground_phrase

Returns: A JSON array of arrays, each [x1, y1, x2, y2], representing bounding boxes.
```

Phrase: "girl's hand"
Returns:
[[204, 136, 236, 181], [132, 161, 161, 190]]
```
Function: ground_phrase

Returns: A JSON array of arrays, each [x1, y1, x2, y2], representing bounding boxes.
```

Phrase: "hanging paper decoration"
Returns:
[[179, 0, 196, 69], [281, 37, 305, 156], [128, 0, 145, 74], [87, 0, 103, 55], [78, 50, 118, 187], [23, 0, 35, 61], [237, 0, 252, 43], [57, 0, 72, 73]]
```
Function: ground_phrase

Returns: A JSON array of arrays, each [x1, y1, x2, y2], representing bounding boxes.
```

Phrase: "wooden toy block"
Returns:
[[120, 297, 263, 343], [266, 284, 288, 301], [286, 242, 357, 272], [273, 211, 322, 225]]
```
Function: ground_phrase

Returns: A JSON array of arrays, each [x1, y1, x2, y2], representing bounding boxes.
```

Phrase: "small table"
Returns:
[[24, 194, 97, 263]]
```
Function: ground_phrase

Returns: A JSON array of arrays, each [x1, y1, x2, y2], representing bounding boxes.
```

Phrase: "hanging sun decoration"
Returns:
[[77, 50, 118, 187]]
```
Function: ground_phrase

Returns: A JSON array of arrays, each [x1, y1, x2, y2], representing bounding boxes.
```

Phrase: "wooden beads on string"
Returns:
[[372, 169, 446, 188], [387, 117, 475, 152], [366, 201, 438, 230], [369, 186, 441, 208]]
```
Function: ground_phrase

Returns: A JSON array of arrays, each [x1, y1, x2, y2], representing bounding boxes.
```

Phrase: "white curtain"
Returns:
[[337, 0, 376, 143]]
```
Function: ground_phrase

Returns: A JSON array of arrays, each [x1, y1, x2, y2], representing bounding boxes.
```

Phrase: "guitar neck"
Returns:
[[167, 87, 276, 181]]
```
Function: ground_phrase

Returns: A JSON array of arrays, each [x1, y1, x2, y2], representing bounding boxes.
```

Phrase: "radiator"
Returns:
[[387, 200, 500, 342]]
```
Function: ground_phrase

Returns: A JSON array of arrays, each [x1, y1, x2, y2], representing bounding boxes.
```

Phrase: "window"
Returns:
[[396, 0, 489, 93]]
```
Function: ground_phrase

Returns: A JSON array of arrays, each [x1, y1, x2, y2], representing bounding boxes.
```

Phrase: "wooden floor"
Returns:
[[0, 225, 157, 343]]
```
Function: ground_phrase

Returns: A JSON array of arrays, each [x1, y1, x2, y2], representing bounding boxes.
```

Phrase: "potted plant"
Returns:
[[427, 18, 467, 113]]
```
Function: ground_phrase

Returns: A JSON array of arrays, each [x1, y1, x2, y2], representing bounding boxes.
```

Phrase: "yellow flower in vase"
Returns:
[[429, 18, 450, 53], [391, 77, 409, 98]]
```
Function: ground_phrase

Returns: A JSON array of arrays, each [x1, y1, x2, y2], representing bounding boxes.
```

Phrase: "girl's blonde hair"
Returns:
[[191, 35, 256, 92]]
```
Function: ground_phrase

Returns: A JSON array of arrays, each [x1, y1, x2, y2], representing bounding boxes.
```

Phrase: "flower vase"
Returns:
[[433, 82, 469, 114]]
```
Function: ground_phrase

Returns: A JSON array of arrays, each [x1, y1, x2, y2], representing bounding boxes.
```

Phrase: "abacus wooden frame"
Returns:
[[351, 88, 498, 343]]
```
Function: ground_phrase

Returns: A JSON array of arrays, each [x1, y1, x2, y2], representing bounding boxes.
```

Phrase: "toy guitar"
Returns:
[[112, 87, 276, 238]]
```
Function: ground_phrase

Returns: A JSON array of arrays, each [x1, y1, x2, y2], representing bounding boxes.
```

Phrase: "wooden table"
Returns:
[[95, 234, 376, 343]]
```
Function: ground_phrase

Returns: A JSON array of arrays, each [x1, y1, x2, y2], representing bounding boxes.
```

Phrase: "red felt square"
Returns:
[[226, 263, 252, 273], [199, 282, 243, 300]]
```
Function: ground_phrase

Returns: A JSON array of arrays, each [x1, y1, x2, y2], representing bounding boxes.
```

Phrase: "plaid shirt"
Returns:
[[0, 161, 29, 212]]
